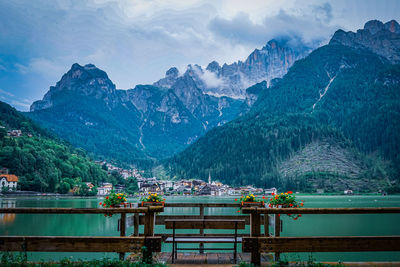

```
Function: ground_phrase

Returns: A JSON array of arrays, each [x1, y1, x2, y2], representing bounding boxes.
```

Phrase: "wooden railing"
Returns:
[[241, 207, 400, 266], [0, 206, 164, 261]]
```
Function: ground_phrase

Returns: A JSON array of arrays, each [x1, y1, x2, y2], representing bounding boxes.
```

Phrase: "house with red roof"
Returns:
[[0, 174, 18, 191]]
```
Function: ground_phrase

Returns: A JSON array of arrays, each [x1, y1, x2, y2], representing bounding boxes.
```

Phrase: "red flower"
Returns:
[[300, 203, 304, 206], [287, 191, 293, 194], [298, 214, 302, 217], [268, 204, 272, 208], [99, 202, 102, 205], [103, 204, 106, 207], [237, 210, 240, 213], [262, 196, 265, 199], [294, 217, 298, 220], [118, 196, 121, 199], [271, 193, 275, 196], [289, 203, 293, 207], [235, 198, 238, 201], [106, 196, 109, 199]]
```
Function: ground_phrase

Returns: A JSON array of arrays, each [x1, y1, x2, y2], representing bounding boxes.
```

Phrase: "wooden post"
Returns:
[[274, 214, 281, 261], [199, 204, 204, 253], [250, 208, 261, 266], [264, 214, 269, 236], [143, 208, 155, 263], [119, 213, 126, 260], [133, 213, 139, 236]]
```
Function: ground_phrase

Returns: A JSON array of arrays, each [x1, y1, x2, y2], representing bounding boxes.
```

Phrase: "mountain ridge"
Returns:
[[164, 19, 400, 192], [28, 36, 311, 165]]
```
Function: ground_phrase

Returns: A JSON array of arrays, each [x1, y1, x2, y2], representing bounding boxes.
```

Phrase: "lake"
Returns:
[[1, 195, 400, 263]]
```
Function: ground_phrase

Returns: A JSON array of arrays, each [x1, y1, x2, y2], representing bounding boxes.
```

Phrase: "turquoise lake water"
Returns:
[[1, 195, 400, 262]]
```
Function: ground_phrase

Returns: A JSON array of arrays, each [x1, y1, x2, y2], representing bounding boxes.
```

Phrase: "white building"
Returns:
[[97, 183, 113, 195], [0, 174, 18, 191], [264, 187, 277, 195]]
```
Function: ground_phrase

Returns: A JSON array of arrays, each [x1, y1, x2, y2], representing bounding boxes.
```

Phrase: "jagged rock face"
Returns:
[[31, 64, 119, 111], [153, 67, 179, 89], [153, 38, 312, 101], [330, 19, 400, 63], [29, 63, 243, 159]]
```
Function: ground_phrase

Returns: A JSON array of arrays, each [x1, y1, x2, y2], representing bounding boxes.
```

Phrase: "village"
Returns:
[[93, 161, 277, 197]]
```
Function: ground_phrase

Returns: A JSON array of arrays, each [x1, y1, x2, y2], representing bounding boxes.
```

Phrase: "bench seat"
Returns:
[[165, 218, 246, 263], [165, 237, 243, 243]]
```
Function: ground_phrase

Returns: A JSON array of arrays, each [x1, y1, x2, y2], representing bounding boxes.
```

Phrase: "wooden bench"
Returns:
[[165, 219, 245, 263]]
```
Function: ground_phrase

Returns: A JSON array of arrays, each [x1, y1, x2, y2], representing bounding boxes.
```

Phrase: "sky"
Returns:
[[0, 0, 399, 111]]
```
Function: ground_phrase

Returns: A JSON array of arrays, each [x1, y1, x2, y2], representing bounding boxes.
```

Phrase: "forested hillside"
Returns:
[[164, 43, 400, 193], [0, 101, 108, 192]]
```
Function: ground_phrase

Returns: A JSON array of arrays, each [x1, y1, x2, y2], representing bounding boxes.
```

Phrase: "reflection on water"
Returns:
[[0, 199, 16, 224]]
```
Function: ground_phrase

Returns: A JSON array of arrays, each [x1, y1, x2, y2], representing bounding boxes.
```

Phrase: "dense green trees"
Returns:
[[0, 101, 108, 193]]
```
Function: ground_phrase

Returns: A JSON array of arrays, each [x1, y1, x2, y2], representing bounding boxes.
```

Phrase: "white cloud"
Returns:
[[11, 100, 30, 109], [201, 70, 226, 88], [0, 89, 14, 97]]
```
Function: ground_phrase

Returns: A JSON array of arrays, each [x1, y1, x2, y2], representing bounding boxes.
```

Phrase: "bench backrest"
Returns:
[[165, 219, 245, 229]]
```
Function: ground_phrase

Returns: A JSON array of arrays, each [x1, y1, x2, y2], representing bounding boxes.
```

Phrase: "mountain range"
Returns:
[[28, 37, 311, 166], [164, 19, 400, 192], [25, 19, 400, 192]]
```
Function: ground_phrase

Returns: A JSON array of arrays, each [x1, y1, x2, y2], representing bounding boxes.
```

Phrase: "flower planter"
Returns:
[[240, 201, 265, 207], [141, 201, 165, 207]]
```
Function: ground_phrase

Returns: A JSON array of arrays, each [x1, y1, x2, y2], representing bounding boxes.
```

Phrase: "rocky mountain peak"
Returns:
[[30, 63, 117, 111], [364, 19, 384, 34], [206, 61, 221, 73], [166, 67, 179, 78], [385, 19, 400, 33], [153, 67, 180, 89], [330, 19, 400, 63]]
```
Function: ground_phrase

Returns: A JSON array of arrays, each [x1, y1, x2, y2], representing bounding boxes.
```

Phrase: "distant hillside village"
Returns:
[[1, 127, 32, 138]]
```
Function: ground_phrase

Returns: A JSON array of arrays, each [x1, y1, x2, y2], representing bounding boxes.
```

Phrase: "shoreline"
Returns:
[[0, 192, 397, 198]]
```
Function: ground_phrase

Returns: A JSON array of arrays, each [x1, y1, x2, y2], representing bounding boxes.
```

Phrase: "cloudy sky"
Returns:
[[0, 0, 399, 110]]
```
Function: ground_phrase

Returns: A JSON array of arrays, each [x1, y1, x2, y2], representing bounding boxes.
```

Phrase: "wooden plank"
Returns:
[[137, 215, 251, 225], [160, 233, 249, 238], [165, 203, 239, 207], [165, 219, 246, 229], [0, 236, 162, 252], [165, 237, 242, 243], [0, 207, 163, 214], [241, 207, 400, 215], [242, 236, 400, 253]]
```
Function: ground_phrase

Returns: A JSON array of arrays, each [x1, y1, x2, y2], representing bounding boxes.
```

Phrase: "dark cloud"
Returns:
[[209, 3, 338, 46]]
